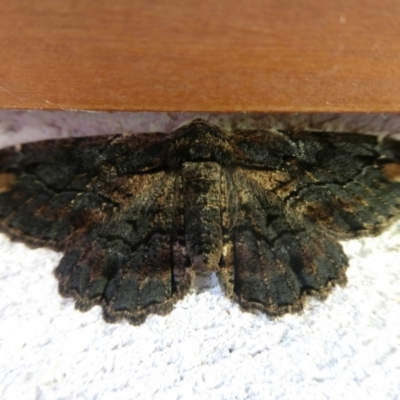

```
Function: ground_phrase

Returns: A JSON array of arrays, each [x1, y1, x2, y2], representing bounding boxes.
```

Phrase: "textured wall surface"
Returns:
[[0, 111, 399, 399]]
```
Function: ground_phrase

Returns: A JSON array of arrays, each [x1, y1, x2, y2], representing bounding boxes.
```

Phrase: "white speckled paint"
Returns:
[[0, 111, 399, 400]]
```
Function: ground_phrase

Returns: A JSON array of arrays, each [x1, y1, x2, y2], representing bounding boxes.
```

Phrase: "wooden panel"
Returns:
[[0, 0, 399, 112]]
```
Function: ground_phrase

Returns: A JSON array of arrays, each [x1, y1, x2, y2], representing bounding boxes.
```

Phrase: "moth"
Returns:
[[0, 119, 399, 324]]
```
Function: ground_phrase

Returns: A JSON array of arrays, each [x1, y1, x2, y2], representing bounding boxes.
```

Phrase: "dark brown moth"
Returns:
[[0, 119, 399, 325]]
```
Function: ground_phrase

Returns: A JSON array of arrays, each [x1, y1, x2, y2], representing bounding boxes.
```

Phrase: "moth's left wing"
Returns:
[[0, 134, 192, 324], [0, 133, 169, 249]]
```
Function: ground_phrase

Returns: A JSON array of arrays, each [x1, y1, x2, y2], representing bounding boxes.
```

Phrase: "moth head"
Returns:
[[168, 119, 234, 166]]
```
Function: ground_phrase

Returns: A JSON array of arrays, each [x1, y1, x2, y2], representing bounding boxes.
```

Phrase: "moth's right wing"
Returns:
[[218, 167, 348, 317], [220, 130, 400, 316], [231, 129, 400, 239]]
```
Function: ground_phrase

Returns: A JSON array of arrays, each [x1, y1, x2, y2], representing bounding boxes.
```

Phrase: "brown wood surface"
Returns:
[[0, 0, 399, 113]]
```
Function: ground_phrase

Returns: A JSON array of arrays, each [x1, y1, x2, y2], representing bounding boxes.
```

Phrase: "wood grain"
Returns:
[[0, 0, 399, 112]]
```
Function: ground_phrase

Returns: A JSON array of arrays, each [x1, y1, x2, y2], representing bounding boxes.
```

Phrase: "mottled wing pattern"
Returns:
[[232, 130, 400, 237], [220, 130, 400, 315], [0, 134, 191, 324], [1, 120, 400, 324]]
